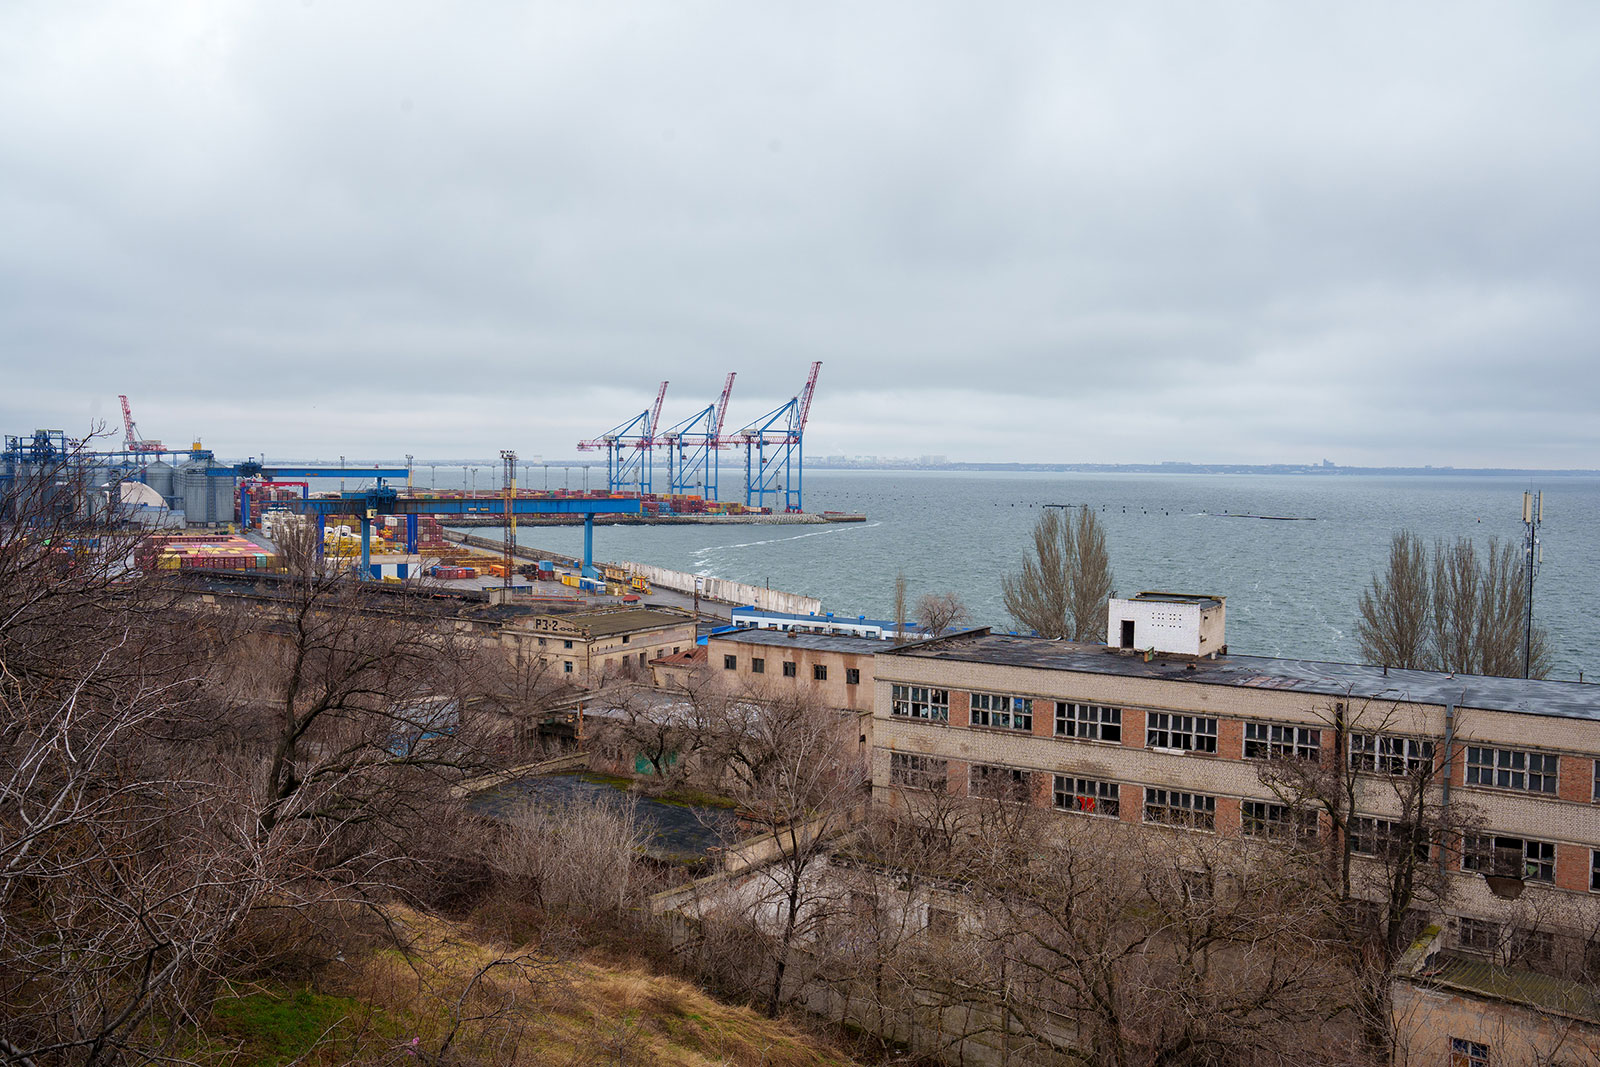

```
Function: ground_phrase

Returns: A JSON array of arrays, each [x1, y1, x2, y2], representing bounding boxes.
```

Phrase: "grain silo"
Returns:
[[143, 459, 176, 505], [177, 458, 235, 525]]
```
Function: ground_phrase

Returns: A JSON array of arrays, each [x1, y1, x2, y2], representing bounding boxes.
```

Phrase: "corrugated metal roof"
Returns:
[[1418, 951, 1600, 1022], [886, 632, 1600, 721]]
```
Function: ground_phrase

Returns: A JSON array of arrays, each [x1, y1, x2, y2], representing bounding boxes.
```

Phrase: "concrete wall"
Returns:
[[1392, 927, 1600, 1067], [707, 635, 878, 714], [1107, 596, 1225, 656], [621, 561, 822, 616]]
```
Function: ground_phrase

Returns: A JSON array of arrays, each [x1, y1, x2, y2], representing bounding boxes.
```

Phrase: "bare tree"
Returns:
[[995, 821, 1356, 1067], [596, 683, 710, 784], [1433, 535, 1549, 678], [709, 693, 867, 1016], [1356, 532, 1551, 678], [1001, 505, 1113, 641], [1255, 692, 1479, 1056], [1356, 530, 1430, 670], [915, 591, 969, 638], [0, 445, 275, 1063], [486, 795, 651, 930]]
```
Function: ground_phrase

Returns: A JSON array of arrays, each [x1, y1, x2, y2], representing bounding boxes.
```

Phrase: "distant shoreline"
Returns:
[[808, 463, 1600, 477]]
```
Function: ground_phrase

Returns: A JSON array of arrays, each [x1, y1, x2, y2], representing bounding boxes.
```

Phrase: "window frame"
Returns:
[[1143, 787, 1216, 831], [1054, 702, 1122, 743], [723, 654, 738, 670], [1457, 918, 1500, 954], [813, 664, 828, 681], [1240, 800, 1319, 843], [1348, 732, 1435, 775], [970, 692, 1034, 732], [1053, 774, 1120, 818], [782, 660, 797, 677], [1465, 745, 1557, 794], [889, 751, 947, 791], [1146, 713, 1218, 754], [1448, 1038, 1490, 1067], [845, 668, 860, 686], [969, 763, 1032, 802], [1243, 721, 1321, 761], [1462, 833, 1556, 883], [891, 685, 950, 723], [1349, 816, 1429, 860]]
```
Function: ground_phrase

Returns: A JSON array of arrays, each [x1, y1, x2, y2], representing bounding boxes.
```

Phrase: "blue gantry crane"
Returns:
[[734, 362, 820, 513], [205, 461, 644, 580], [657, 372, 736, 501], [576, 381, 669, 496]]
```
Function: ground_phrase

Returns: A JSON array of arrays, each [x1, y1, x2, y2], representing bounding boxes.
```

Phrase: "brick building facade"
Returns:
[[872, 623, 1600, 964]]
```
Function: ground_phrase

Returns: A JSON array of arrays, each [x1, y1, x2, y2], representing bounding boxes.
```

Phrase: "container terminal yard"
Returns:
[[0, 370, 858, 610]]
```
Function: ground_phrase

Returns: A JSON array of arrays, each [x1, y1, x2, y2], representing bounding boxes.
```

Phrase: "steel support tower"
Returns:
[[577, 381, 669, 495], [734, 362, 820, 513], [658, 372, 735, 501]]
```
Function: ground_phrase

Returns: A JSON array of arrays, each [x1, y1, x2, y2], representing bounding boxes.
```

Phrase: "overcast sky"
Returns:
[[2, 2, 1597, 466]]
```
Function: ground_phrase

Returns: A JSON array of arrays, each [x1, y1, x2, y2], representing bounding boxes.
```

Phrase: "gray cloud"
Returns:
[[2, 2, 1597, 465]]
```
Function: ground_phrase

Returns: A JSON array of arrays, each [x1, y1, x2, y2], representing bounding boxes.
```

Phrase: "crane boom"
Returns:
[[647, 381, 669, 446], [117, 394, 164, 452], [713, 372, 736, 443], [118, 395, 137, 451], [794, 361, 821, 436]]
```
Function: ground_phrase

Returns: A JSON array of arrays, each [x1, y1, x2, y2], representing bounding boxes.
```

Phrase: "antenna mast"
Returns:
[[1522, 490, 1543, 679]]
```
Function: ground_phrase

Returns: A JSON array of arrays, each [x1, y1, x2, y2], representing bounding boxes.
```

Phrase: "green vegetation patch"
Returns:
[[573, 770, 636, 791], [656, 786, 740, 810], [209, 987, 378, 1066]]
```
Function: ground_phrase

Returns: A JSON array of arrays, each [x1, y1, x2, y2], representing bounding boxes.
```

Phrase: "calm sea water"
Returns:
[[479, 470, 1598, 681]]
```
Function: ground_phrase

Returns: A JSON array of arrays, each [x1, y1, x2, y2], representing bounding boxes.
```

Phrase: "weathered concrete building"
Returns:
[[506, 606, 697, 686], [871, 597, 1600, 1062]]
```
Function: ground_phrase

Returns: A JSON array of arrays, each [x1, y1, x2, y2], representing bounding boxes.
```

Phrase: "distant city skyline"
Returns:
[[3, 4, 1598, 468]]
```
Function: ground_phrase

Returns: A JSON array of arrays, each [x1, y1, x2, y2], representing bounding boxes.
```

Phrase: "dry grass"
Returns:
[[207, 907, 861, 1067]]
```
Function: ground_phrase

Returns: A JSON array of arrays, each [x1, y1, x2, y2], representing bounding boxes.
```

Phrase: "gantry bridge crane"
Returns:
[[657, 372, 736, 500], [205, 459, 642, 579], [733, 361, 820, 513], [577, 381, 669, 495]]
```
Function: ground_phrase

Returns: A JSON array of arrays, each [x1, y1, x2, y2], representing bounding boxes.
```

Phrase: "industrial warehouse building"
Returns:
[[871, 594, 1600, 1064], [508, 605, 698, 687]]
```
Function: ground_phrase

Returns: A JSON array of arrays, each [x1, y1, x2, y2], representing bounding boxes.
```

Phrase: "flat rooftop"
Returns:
[[1127, 591, 1224, 609], [885, 630, 1600, 721], [528, 607, 692, 637], [731, 606, 899, 627], [711, 628, 889, 656]]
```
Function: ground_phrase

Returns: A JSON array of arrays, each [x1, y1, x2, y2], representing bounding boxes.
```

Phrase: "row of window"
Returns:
[[889, 692, 1580, 798], [889, 754, 1594, 885], [722, 655, 859, 684]]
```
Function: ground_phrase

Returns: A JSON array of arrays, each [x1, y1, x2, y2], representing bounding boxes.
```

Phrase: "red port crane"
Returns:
[[577, 381, 670, 495], [118, 395, 165, 453], [734, 362, 821, 512]]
